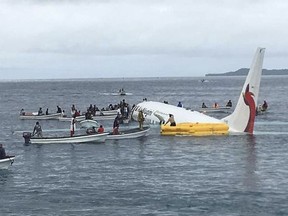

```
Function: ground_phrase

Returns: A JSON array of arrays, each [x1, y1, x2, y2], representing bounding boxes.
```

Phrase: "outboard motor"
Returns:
[[23, 132, 31, 145]]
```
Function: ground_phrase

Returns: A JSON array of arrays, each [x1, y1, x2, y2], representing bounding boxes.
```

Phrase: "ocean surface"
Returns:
[[0, 76, 288, 216]]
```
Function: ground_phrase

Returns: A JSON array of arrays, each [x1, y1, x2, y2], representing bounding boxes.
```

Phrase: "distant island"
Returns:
[[206, 68, 288, 76]]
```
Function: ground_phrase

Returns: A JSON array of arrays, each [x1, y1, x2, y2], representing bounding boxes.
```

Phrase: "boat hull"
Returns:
[[0, 156, 15, 169], [20, 113, 62, 120], [107, 127, 150, 140], [29, 133, 109, 144]]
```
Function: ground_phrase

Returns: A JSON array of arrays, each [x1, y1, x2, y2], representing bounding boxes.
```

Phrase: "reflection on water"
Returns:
[[243, 135, 259, 190]]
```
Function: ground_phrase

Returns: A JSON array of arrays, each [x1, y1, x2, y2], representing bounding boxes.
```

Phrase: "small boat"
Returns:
[[118, 88, 126, 96], [23, 132, 109, 144], [20, 113, 62, 120], [198, 106, 232, 113], [107, 126, 150, 140], [0, 156, 15, 169], [95, 110, 118, 116]]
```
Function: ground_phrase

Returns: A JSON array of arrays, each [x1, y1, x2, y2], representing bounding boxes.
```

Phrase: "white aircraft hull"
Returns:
[[131, 48, 266, 135]]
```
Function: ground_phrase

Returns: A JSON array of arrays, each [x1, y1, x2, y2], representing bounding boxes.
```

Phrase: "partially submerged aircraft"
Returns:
[[131, 47, 265, 136]]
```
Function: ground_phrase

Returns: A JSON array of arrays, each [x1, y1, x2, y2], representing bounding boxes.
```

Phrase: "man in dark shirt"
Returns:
[[0, 143, 6, 159]]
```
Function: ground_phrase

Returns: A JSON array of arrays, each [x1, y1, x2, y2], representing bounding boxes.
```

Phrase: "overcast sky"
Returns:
[[0, 0, 288, 79]]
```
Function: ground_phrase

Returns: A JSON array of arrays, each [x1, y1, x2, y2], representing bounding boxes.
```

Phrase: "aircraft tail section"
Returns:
[[222, 47, 265, 133]]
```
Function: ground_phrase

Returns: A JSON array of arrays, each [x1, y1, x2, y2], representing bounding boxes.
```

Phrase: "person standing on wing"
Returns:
[[137, 110, 145, 130]]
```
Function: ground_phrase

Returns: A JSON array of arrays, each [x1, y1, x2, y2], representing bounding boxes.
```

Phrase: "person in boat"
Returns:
[[226, 100, 232, 107], [177, 102, 183, 108], [0, 143, 6, 159], [113, 116, 120, 135], [262, 100, 268, 111], [86, 126, 97, 135], [61, 110, 67, 117], [85, 110, 93, 120], [56, 106, 62, 113], [20, 108, 25, 116], [213, 102, 219, 108], [38, 107, 43, 116], [164, 114, 176, 126], [71, 104, 76, 116], [70, 117, 76, 137], [46, 108, 49, 115], [202, 102, 207, 108], [97, 125, 104, 133], [32, 121, 43, 137], [137, 110, 145, 130]]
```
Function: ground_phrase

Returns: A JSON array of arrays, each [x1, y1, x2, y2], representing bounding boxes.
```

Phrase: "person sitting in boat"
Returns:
[[61, 110, 67, 117], [113, 116, 120, 135], [38, 107, 43, 116], [0, 143, 6, 159], [213, 102, 219, 108], [85, 110, 93, 120], [262, 100, 268, 111], [226, 100, 232, 107], [202, 102, 207, 108], [177, 102, 183, 108], [56, 106, 62, 113], [164, 114, 176, 126], [32, 122, 43, 137], [20, 108, 25, 116], [86, 126, 97, 135], [97, 125, 104, 133]]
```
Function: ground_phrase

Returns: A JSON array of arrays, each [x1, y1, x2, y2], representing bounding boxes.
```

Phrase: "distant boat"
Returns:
[[198, 106, 232, 113], [200, 79, 209, 83], [118, 88, 126, 96]]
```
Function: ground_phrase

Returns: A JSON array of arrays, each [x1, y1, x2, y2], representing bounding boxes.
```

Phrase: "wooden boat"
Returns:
[[95, 110, 118, 116], [24, 132, 109, 144], [59, 115, 116, 122], [107, 126, 150, 140], [0, 156, 15, 169], [19, 113, 62, 120], [198, 106, 232, 114]]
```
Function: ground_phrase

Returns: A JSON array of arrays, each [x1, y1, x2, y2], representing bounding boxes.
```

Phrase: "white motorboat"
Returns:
[[23, 132, 109, 144], [107, 126, 150, 140], [20, 113, 62, 120], [0, 156, 15, 169]]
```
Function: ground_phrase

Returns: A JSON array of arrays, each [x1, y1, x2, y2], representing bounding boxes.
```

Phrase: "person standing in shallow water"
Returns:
[[165, 114, 176, 126], [32, 122, 43, 137]]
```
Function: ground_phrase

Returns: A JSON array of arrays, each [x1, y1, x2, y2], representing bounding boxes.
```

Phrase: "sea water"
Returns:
[[0, 76, 288, 216]]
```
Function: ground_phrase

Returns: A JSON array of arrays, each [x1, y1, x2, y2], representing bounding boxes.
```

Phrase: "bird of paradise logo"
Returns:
[[242, 84, 256, 133]]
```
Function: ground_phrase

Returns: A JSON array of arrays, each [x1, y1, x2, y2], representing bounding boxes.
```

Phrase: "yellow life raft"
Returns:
[[160, 122, 229, 136]]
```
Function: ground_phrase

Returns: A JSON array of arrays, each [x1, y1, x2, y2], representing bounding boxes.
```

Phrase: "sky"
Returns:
[[1, 0, 288, 80]]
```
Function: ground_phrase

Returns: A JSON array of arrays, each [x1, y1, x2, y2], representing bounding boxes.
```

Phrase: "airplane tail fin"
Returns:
[[222, 47, 265, 134]]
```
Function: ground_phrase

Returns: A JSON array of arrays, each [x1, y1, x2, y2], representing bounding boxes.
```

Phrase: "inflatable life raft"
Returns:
[[161, 122, 229, 136]]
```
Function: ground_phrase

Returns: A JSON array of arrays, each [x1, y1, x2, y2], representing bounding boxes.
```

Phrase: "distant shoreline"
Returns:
[[206, 68, 288, 76]]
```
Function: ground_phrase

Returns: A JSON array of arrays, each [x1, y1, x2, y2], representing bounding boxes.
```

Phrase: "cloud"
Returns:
[[0, 0, 288, 78]]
